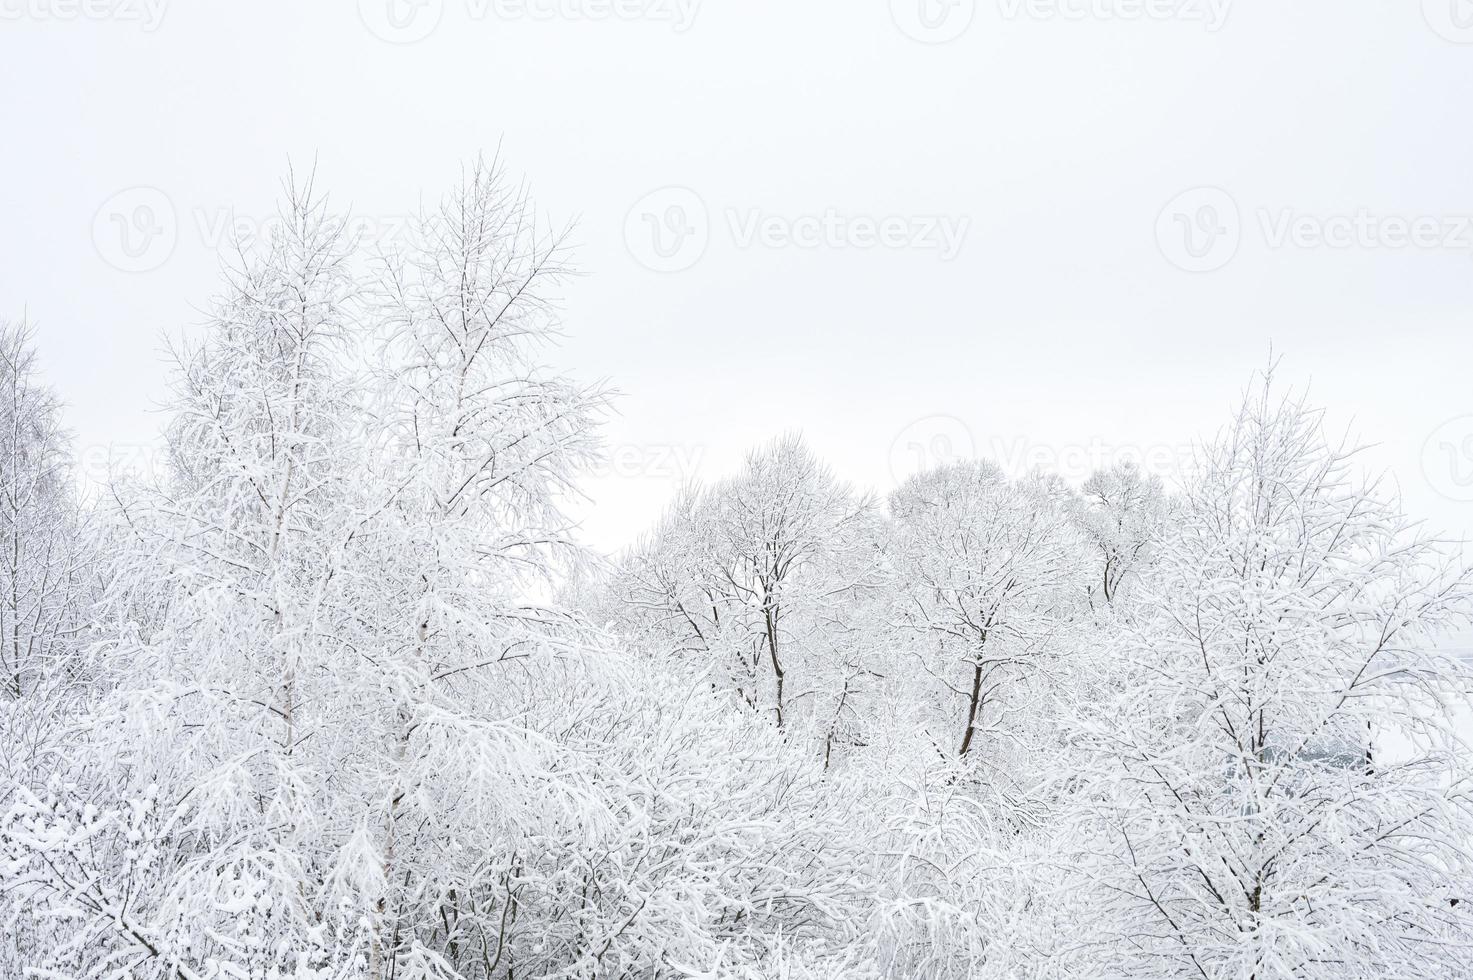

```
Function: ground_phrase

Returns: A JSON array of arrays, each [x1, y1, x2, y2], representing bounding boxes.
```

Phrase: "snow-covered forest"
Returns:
[[3, 164, 1472, 980]]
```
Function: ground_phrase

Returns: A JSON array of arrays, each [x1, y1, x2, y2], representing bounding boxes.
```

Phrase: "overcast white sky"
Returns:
[[2, 0, 1472, 553]]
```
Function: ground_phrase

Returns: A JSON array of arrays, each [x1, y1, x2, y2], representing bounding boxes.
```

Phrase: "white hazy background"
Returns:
[[1, 0, 1471, 553]]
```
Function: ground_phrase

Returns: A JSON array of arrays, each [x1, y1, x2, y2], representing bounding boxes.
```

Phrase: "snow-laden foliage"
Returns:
[[1070, 458, 1169, 608], [1065, 380, 1473, 979], [3, 162, 1472, 979], [607, 436, 883, 762], [0, 321, 90, 705], [888, 461, 1089, 762]]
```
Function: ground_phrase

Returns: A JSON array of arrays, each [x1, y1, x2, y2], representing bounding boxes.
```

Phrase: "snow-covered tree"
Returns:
[[604, 486, 726, 666], [0, 320, 89, 704], [0, 322, 98, 971], [610, 434, 880, 753], [11, 156, 1473, 980], [353, 158, 609, 977], [700, 434, 877, 732], [3, 178, 372, 979], [1069, 376, 1473, 979], [1071, 459, 1169, 608], [888, 461, 1086, 760]]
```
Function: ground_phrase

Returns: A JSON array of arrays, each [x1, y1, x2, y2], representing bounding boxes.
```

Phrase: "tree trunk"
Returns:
[[959, 658, 984, 756], [764, 605, 784, 728]]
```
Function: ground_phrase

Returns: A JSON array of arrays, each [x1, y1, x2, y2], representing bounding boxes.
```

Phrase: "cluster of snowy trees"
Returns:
[[3, 164, 1472, 979]]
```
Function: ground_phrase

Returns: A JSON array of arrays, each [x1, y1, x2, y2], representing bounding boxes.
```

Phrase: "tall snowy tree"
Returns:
[[1071, 376, 1473, 979], [0, 321, 97, 970], [355, 158, 609, 978], [0, 320, 88, 704]]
